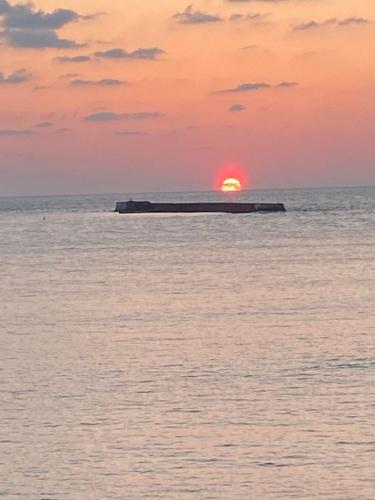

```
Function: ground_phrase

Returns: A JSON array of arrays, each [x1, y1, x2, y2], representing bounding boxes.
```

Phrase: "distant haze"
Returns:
[[0, 0, 374, 195]]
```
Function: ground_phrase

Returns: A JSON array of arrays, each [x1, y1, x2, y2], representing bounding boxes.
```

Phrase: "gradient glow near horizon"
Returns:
[[0, 0, 374, 195]]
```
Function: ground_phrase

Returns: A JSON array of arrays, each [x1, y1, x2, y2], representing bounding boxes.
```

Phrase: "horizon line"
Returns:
[[0, 183, 374, 199]]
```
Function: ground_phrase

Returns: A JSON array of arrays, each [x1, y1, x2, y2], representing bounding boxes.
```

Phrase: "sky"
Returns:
[[0, 0, 374, 195]]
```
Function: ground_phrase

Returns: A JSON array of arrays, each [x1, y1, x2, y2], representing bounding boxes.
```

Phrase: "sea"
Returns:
[[0, 186, 374, 499]]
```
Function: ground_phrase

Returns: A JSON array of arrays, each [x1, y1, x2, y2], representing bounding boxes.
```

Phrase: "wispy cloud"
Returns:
[[0, 68, 31, 83], [293, 17, 370, 31], [60, 72, 81, 78], [56, 55, 91, 63], [229, 104, 246, 112], [173, 5, 222, 24], [113, 131, 148, 136], [215, 81, 298, 93], [94, 47, 165, 60], [229, 13, 267, 22], [35, 121, 53, 128], [0, 128, 34, 136], [71, 78, 126, 86], [173, 5, 268, 25], [241, 44, 260, 50], [84, 111, 164, 122]]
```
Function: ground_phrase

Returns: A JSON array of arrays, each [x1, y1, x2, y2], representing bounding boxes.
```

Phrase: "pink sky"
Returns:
[[0, 0, 374, 195]]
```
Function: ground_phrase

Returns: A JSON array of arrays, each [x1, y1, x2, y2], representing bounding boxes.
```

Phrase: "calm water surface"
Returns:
[[0, 187, 374, 499]]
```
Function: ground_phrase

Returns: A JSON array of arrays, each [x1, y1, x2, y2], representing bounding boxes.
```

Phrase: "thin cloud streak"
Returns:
[[215, 81, 298, 93], [0, 128, 34, 136], [56, 55, 91, 63], [113, 131, 148, 136], [293, 17, 370, 31], [94, 47, 165, 60], [71, 78, 126, 86], [84, 112, 164, 122], [35, 122, 53, 128]]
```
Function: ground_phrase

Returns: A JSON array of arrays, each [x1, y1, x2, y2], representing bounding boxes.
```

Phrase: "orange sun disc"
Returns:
[[221, 177, 242, 192]]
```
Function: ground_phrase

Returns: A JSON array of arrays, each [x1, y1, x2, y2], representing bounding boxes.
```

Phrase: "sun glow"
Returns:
[[221, 177, 242, 192]]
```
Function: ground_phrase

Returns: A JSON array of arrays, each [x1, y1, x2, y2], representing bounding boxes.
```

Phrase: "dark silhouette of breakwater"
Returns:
[[115, 200, 286, 214]]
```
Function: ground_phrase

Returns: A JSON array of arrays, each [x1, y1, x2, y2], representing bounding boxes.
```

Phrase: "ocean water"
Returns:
[[0, 187, 374, 499]]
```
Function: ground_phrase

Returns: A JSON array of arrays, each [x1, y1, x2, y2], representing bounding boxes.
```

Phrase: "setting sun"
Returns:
[[221, 177, 242, 192]]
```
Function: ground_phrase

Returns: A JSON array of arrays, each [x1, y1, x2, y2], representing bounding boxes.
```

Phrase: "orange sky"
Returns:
[[0, 0, 374, 194]]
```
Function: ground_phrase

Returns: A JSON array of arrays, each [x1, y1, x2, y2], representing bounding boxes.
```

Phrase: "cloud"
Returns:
[[277, 81, 299, 88], [94, 47, 165, 60], [84, 111, 164, 122], [162, 125, 201, 137], [84, 112, 122, 121], [0, 128, 34, 136], [113, 131, 148, 136], [71, 78, 126, 86], [56, 55, 91, 62], [229, 13, 267, 22], [0, 27, 83, 48], [173, 5, 222, 24], [229, 104, 246, 112], [241, 44, 260, 50], [4, 7, 81, 30], [36, 121, 53, 127], [293, 20, 320, 31], [339, 17, 369, 26], [0, 68, 31, 83], [0, 1, 91, 48], [293, 17, 370, 31], [123, 112, 164, 120], [173, 5, 268, 25], [60, 72, 81, 78], [215, 81, 298, 93]]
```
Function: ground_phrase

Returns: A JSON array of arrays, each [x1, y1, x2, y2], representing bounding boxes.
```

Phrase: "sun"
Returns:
[[221, 177, 242, 192]]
